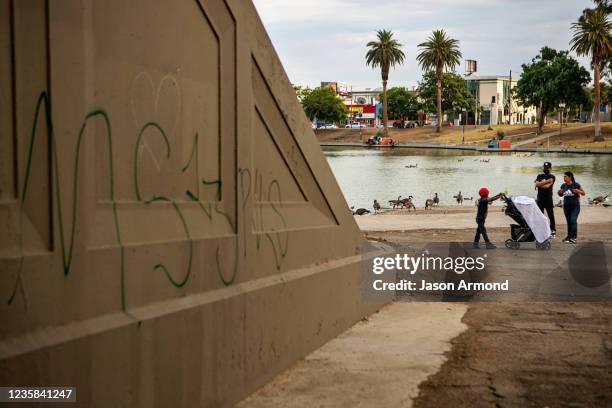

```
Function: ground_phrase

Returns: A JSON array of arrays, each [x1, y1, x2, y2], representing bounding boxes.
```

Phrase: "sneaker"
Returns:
[[550, 231, 556, 238], [472, 242, 480, 249], [562, 237, 571, 243], [485, 242, 497, 249], [569, 238, 577, 244]]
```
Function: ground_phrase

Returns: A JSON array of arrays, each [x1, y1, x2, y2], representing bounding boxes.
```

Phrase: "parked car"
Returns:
[[403, 121, 418, 128], [317, 123, 338, 129], [345, 122, 365, 129]]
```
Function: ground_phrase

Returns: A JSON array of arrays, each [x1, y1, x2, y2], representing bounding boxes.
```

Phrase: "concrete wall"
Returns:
[[0, 1, 380, 406]]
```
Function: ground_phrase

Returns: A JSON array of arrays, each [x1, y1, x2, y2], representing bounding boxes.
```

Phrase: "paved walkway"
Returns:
[[238, 303, 467, 408], [356, 206, 612, 232], [512, 125, 593, 147]]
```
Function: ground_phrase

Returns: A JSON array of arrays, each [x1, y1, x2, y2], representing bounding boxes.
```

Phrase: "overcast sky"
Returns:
[[252, 0, 594, 90]]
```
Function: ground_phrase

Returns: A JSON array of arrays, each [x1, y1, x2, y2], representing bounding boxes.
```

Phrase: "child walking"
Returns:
[[473, 187, 503, 249]]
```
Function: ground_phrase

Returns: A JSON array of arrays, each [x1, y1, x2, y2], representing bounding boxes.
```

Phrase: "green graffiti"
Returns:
[[245, 168, 289, 271], [181, 131, 198, 173], [9, 92, 287, 311], [180, 132, 237, 285], [8, 92, 126, 312], [142, 198, 193, 288]]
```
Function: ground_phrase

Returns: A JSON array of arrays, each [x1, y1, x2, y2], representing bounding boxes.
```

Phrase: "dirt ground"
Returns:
[[413, 301, 612, 407], [372, 225, 612, 408]]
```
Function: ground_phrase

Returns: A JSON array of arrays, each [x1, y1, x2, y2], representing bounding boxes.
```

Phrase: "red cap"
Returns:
[[479, 188, 489, 197]]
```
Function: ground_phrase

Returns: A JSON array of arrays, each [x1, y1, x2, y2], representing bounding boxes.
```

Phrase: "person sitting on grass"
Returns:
[[473, 188, 503, 249]]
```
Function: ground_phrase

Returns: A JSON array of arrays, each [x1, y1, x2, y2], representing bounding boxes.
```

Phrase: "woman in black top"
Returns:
[[557, 171, 585, 243]]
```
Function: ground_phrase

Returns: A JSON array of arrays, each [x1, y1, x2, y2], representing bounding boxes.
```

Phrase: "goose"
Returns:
[[388, 195, 403, 209], [373, 200, 381, 214], [453, 191, 464, 205], [353, 208, 370, 216], [591, 195, 609, 205], [433, 193, 439, 206], [400, 196, 416, 211]]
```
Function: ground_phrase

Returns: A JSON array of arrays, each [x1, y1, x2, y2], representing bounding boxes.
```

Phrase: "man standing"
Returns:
[[534, 161, 556, 237]]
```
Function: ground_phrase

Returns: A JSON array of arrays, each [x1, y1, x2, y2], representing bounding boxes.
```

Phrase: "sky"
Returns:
[[252, 0, 595, 90]]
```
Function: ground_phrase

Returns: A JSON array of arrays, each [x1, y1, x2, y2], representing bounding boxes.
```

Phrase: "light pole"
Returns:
[[462, 108, 467, 144], [559, 102, 566, 144]]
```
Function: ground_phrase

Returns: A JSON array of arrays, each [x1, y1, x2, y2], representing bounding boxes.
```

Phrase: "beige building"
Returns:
[[466, 76, 538, 126]]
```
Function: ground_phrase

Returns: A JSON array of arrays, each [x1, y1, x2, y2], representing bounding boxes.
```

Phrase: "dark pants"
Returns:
[[563, 202, 580, 239], [474, 219, 490, 243], [537, 200, 556, 232]]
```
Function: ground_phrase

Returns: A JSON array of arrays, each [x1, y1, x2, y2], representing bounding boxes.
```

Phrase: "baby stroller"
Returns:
[[502, 195, 551, 250]]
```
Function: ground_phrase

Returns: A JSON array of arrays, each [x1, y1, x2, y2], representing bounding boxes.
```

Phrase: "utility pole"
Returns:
[[559, 102, 566, 145], [509, 69, 512, 125]]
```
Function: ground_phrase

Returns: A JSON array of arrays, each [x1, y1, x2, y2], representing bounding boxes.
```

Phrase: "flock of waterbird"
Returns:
[[350, 158, 609, 215]]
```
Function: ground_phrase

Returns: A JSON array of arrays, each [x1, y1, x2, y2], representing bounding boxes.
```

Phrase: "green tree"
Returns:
[[417, 71, 476, 117], [416, 30, 462, 133], [514, 47, 591, 134], [383, 87, 418, 121], [366, 30, 406, 136], [571, 8, 612, 141], [301, 87, 347, 124]]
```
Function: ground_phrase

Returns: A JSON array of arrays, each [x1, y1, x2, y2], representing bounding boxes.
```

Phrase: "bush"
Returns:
[[496, 130, 505, 140]]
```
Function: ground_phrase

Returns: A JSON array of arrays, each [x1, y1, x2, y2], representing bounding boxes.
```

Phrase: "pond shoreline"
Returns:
[[320, 142, 612, 155]]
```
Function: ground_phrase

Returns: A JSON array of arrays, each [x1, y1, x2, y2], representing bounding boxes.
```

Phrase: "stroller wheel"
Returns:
[[537, 240, 551, 251], [505, 239, 519, 250]]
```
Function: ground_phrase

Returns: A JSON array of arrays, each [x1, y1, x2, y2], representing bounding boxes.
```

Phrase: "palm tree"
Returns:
[[416, 30, 462, 133], [571, 8, 612, 142], [366, 30, 405, 136]]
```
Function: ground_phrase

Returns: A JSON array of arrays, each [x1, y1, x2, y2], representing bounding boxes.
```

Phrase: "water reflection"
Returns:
[[323, 147, 612, 210]]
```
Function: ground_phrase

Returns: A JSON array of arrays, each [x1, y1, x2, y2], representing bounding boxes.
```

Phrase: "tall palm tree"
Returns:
[[571, 8, 612, 141], [366, 30, 405, 136], [417, 30, 462, 133]]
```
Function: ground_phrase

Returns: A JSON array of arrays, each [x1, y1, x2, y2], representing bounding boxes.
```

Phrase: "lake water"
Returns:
[[322, 147, 612, 210]]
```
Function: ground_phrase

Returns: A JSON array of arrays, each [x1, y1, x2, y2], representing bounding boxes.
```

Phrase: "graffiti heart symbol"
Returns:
[[130, 71, 181, 171]]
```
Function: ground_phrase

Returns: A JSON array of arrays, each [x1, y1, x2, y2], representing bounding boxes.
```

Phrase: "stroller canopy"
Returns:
[[511, 196, 552, 243]]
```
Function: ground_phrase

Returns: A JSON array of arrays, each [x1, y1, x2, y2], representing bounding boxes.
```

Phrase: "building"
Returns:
[[465, 75, 537, 126], [322, 82, 384, 126], [348, 88, 381, 106]]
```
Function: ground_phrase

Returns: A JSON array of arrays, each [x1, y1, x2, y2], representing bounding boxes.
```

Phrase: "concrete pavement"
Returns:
[[238, 302, 468, 408], [355, 206, 612, 232]]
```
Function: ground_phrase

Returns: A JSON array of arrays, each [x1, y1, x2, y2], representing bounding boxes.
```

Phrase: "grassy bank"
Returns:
[[316, 123, 608, 148]]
